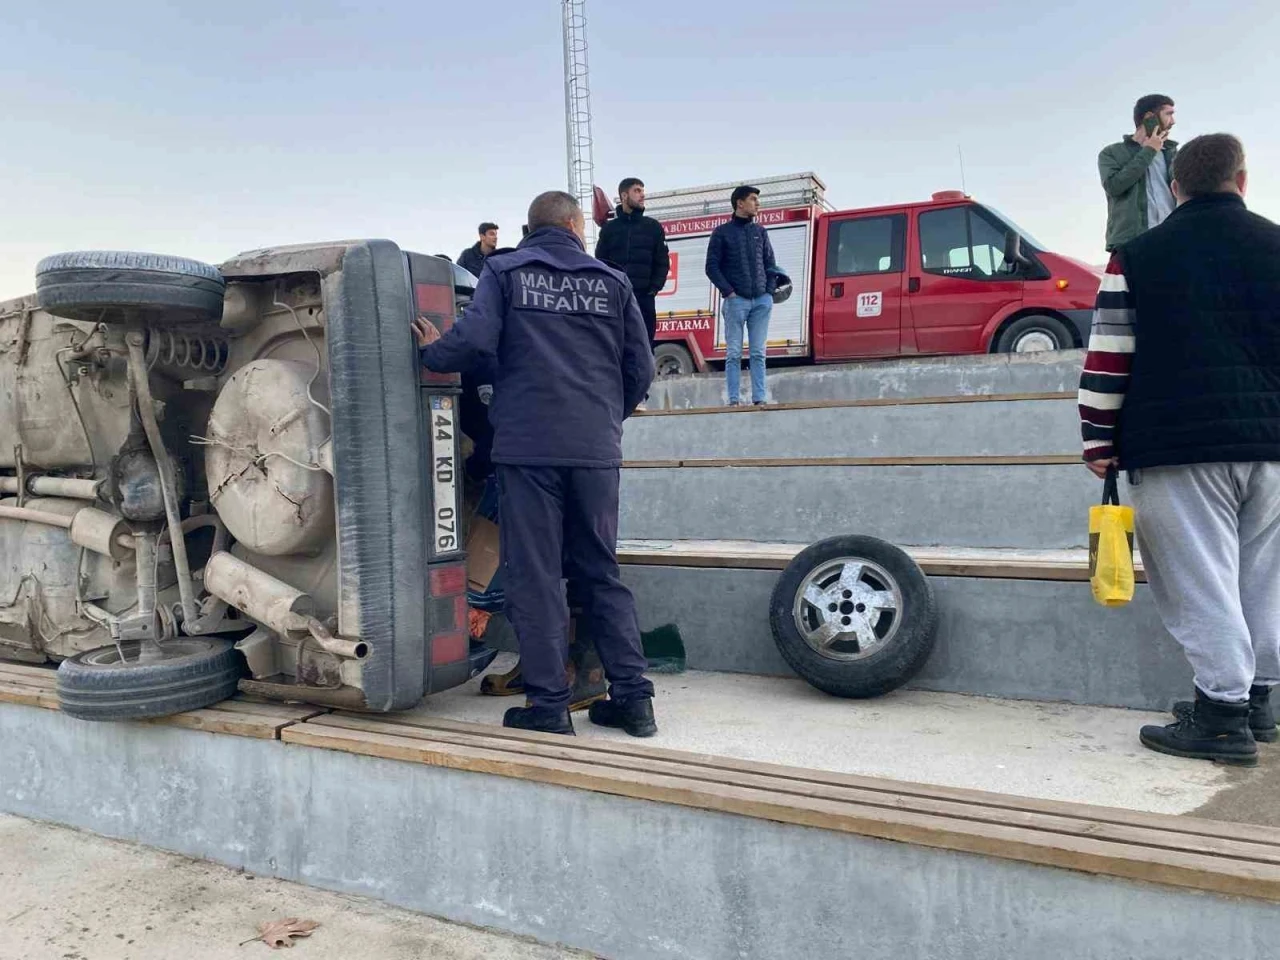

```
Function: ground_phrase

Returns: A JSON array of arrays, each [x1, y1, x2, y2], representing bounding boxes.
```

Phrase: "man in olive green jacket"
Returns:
[[1099, 94, 1178, 251]]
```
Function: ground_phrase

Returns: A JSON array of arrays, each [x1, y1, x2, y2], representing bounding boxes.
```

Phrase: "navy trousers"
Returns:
[[496, 464, 654, 709]]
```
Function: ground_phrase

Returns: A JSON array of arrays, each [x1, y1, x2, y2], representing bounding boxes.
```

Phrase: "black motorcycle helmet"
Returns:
[[770, 268, 793, 304]]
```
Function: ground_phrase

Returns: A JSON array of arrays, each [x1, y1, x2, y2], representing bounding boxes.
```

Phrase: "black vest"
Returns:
[[1117, 194, 1280, 469]]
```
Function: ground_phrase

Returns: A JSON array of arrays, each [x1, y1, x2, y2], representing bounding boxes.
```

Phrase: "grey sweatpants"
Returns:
[[1128, 462, 1280, 702]]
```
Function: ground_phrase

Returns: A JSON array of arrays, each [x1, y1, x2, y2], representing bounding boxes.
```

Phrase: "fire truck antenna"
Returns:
[[957, 144, 968, 196], [562, 1, 597, 245]]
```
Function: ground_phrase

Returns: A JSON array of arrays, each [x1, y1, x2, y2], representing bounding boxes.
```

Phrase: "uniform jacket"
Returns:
[[421, 227, 655, 467]]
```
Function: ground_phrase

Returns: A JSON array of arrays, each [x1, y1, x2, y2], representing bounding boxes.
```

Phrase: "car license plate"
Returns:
[[428, 394, 461, 558]]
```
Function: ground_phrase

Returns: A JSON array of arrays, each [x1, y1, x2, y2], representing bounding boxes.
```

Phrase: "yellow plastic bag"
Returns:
[[1089, 467, 1135, 607]]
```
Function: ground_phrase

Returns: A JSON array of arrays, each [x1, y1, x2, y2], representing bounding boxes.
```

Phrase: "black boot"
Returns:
[[503, 705, 575, 736], [588, 697, 657, 738], [1171, 684, 1278, 744], [1143, 690, 1257, 766]]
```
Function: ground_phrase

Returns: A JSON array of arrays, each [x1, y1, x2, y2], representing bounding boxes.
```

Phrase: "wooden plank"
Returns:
[[208, 699, 328, 722], [308, 714, 1280, 868], [623, 455, 1082, 469], [616, 540, 1148, 583], [281, 722, 1280, 903], [0, 680, 59, 710], [0, 662, 59, 681], [350, 714, 1272, 847], [634, 391, 1077, 418], [151, 708, 296, 740]]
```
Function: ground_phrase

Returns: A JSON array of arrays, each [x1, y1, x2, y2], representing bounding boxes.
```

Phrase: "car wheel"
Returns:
[[57, 638, 245, 721], [769, 535, 938, 698], [35, 250, 226, 325], [994, 314, 1075, 354], [653, 343, 695, 378]]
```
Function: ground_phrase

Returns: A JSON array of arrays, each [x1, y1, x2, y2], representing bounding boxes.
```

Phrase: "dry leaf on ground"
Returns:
[[242, 917, 321, 949]]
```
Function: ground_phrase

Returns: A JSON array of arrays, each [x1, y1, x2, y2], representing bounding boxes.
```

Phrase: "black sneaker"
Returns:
[[753, 400, 767, 407], [503, 705, 575, 736], [1172, 684, 1277, 744], [1143, 691, 1257, 766], [588, 697, 657, 738]]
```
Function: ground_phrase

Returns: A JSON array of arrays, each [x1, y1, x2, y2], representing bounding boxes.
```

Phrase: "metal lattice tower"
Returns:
[[561, 0, 596, 245]]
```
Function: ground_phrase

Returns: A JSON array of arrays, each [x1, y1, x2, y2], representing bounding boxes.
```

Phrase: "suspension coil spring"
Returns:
[[145, 330, 229, 374]]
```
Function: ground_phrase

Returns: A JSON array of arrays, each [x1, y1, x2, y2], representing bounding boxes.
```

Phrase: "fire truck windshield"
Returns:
[[981, 205, 1048, 252]]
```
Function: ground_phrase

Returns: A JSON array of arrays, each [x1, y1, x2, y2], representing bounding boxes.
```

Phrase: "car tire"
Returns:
[[56, 638, 245, 721], [769, 535, 937, 699], [994, 314, 1075, 354], [653, 343, 695, 378], [35, 250, 226, 325]]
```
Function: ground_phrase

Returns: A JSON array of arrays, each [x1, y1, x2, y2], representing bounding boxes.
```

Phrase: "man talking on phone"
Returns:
[[1098, 95, 1178, 252]]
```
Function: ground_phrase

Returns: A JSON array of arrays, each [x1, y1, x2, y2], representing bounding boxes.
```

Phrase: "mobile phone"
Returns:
[[1142, 114, 1160, 136]]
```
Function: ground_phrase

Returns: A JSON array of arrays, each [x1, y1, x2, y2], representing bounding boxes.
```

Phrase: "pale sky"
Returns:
[[3, 0, 1278, 299]]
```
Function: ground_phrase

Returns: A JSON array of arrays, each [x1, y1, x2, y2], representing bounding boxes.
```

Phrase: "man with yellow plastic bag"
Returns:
[[1079, 134, 1280, 767]]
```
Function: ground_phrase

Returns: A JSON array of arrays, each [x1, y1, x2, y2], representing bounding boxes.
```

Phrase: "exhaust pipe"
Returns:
[[203, 551, 368, 659]]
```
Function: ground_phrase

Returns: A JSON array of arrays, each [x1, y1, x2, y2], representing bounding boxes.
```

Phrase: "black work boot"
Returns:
[[1172, 684, 1278, 744], [503, 705, 575, 736], [1143, 690, 1257, 766], [588, 697, 658, 738]]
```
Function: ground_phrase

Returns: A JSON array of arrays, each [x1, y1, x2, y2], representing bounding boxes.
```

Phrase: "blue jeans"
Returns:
[[722, 294, 772, 404]]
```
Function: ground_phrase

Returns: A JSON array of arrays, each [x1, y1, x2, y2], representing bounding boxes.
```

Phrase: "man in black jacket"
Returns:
[[594, 177, 670, 350], [458, 222, 499, 278], [1077, 134, 1280, 765]]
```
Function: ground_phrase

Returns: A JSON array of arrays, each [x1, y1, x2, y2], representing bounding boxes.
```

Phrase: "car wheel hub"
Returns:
[[792, 558, 903, 661]]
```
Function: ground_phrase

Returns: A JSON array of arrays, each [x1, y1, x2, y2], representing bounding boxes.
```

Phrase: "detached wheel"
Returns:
[[36, 250, 226, 325], [653, 342, 695, 378], [994, 314, 1074, 354], [769, 536, 937, 698], [57, 638, 245, 721]]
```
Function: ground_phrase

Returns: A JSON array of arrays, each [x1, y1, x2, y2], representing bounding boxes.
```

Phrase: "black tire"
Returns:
[[653, 343, 695, 378], [769, 535, 937, 699], [36, 250, 226, 325], [993, 314, 1075, 354], [56, 638, 245, 721]]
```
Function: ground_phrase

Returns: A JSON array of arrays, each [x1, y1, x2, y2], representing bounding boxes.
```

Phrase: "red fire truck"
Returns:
[[628, 173, 1101, 377]]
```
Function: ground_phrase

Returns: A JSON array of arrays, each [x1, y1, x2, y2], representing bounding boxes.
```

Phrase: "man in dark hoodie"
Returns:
[[458, 221, 499, 278], [414, 190, 657, 738], [594, 177, 670, 350]]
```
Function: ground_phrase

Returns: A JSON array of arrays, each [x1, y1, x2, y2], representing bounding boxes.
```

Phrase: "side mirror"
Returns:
[[1002, 231, 1029, 273]]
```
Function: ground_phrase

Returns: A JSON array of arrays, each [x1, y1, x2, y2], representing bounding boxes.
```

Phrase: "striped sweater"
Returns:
[[1078, 253, 1135, 462]]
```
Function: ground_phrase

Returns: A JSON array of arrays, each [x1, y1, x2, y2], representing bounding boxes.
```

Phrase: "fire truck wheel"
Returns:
[[56, 638, 245, 721], [769, 536, 937, 699], [35, 250, 226, 325], [653, 343, 695, 378], [994, 314, 1075, 354]]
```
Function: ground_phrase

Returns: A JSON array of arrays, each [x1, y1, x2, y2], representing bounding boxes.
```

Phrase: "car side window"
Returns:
[[825, 215, 906, 278], [919, 207, 1011, 279]]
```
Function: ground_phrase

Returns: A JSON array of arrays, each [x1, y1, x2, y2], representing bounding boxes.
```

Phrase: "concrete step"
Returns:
[[617, 539, 1180, 712], [625, 393, 1081, 461], [5, 683, 1278, 960], [646, 348, 1085, 410], [619, 461, 1100, 549]]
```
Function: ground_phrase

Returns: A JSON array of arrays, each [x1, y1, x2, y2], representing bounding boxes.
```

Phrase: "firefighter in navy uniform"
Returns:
[[414, 191, 658, 737]]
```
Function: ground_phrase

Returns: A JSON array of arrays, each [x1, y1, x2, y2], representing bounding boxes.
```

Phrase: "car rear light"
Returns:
[[431, 630, 468, 665], [430, 563, 467, 597], [1056, 279, 1069, 291], [416, 282, 460, 387], [428, 561, 469, 664]]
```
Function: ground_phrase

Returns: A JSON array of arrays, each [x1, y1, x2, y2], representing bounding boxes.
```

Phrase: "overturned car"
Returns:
[[0, 241, 491, 719]]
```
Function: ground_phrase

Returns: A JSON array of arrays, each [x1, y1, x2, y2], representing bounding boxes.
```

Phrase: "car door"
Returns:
[[908, 204, 1025, 355], [813, 211, 907, 359]]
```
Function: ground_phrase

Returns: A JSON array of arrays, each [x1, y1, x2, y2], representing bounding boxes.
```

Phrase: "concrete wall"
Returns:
[[646, 349, 1085, 410], [3, 702, 1275, 960], [623, 565, 1191, 711], [624, 397, 1080, 461], [619, 464, 1098, 549]]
